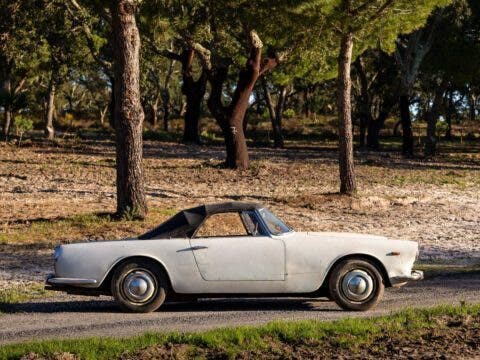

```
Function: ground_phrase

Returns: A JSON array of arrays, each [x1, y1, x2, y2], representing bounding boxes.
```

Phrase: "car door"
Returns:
[[189, 211, 286, 281]]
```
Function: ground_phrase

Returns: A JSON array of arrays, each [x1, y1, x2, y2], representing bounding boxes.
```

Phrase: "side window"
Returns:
[[241, 210, 264, 236], [195, 212, 249, 238]]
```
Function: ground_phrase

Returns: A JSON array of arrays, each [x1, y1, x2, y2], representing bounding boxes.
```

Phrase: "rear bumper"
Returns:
[[390, 270, 424, 287], [46, 273, 98, 287]]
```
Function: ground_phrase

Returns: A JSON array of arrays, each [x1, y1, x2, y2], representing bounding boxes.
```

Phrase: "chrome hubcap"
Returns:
[[123, 270, 155, 303], [341, 270, 374, 302]]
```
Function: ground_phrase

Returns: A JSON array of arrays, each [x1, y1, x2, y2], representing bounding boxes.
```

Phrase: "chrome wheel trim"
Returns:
[[341, 269, 374, 302], [122, 270, 156, 303]]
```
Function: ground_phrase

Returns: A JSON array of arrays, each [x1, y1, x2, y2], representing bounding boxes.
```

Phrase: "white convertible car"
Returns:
[[46, 202, 423, 312]]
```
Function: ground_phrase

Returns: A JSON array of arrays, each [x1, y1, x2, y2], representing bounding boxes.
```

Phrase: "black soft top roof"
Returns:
[[138, 202, 262, 240]]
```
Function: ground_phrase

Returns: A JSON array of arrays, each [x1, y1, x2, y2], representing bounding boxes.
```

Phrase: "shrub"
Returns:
[[436, 120, 448, 137], [283, 108, 296, 118], [14, 115, 34, 145]]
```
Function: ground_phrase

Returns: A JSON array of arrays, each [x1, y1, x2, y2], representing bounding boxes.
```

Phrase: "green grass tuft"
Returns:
[[0, 303, 478, 359], [0, 283, 48, 307]]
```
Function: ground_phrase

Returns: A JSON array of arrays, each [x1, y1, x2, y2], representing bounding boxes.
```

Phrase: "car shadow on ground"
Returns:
[[0, 297, 337, 314]]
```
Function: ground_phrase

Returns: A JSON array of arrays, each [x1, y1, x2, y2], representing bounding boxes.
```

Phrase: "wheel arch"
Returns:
[[99, 255, 173, 293], [321, 254, 391, 289]]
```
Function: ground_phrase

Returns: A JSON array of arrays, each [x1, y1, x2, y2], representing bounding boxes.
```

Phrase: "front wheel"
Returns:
[[328, 259, 385, 311], [111, 259, 168, 313]]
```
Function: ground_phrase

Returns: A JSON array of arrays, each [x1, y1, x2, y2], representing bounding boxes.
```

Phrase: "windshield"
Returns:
[[258, 208, 291, 235]]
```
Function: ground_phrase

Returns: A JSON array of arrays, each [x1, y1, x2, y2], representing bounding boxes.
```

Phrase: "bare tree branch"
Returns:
[[66, 0, 113, 72]]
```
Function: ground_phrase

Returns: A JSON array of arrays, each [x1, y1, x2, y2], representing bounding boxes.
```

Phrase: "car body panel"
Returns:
[[51, 231, 419, 294], [189, 235, 286, 281]]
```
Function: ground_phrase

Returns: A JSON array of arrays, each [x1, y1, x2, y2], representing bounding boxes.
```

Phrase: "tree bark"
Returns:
[[161, 59, 175, 132], [445, 90, 453, 140], [273, 86, 286, 148], [469, 92, 476, 122], [337, 32, 356, 194], [181, 49, 207, 144], [2, 75, 12, 138], [45, 80, 56, 140], [151, 97, 158, 128], [303, 85, 316, 118], [399, 94, 414, 157], [207, 64, 234, 164], [424, 80, 446, 157], [110, 0, 147, 219], [366, 111, 389, 150], [261, 78, 285, 148]]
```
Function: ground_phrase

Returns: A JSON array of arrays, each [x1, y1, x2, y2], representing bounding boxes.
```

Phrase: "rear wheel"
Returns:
[[328, 258, 384, 311], [111, 259, 167, 313]]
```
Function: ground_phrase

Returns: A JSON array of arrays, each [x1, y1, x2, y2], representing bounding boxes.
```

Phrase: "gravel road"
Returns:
[[1, 272, 479, 345]]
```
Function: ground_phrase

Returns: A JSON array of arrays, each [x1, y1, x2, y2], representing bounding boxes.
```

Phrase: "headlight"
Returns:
[[54, 246, 62, 261]]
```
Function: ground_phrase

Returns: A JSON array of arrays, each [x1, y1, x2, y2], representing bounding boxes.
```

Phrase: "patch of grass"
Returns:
[[0, 208, 178, 245], [417, 263, 480, 278], [389, 169, 478, 188], [0, 283, 48, 307], [0, 303, 478, 359]]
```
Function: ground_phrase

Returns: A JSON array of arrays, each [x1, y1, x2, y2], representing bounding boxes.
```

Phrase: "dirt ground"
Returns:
[[0, 139, 479, 289], [122, 314, 480, 360]]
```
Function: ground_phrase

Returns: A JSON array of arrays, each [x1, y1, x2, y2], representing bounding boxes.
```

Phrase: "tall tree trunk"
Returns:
[[3, 104, 11, 139], [358, 114, 368, 148], [273, 86, 286, 148], [151, 97, 158, 128], [207, 65, 234, 165], [367, 112, 388, 150], [227, 78, 256, 169], [366, 119, 380, 150], [183, 84, 205, 144], [424, 80, 446, 157], [261, 78, 284, 148], [182, 49, 207, 144], [469, 92, 476, 121], [303, 85, 316, 118], [262, 78, 276, 121], [162, 92, 170, 132], [161, 59, 175, 132], [399, 94, 414, 157], [337, 32, 356, 194], [445, 90, 453, 140], [99, 105, 108, 125], [110, 0, 147, 219], [2, 76, 12, 138], [45, 80, 56, 140]]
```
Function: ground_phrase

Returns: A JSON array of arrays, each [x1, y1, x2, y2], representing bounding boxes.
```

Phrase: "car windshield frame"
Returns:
[[256, 208, 292, 236]]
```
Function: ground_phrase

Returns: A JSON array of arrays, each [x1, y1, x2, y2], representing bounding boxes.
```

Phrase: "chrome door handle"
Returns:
[[190, 245, 208, 250]]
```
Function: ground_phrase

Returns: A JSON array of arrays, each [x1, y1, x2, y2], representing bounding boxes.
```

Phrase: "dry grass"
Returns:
[[0, 137, 479, 263]]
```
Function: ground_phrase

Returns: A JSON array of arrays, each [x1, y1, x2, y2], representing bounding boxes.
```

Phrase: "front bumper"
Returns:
[[390, 270, 424, 287]]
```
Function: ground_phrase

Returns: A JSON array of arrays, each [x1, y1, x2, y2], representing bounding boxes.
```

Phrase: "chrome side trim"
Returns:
[[46, 276, 98, 286], [390, 270, 424, 286]]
